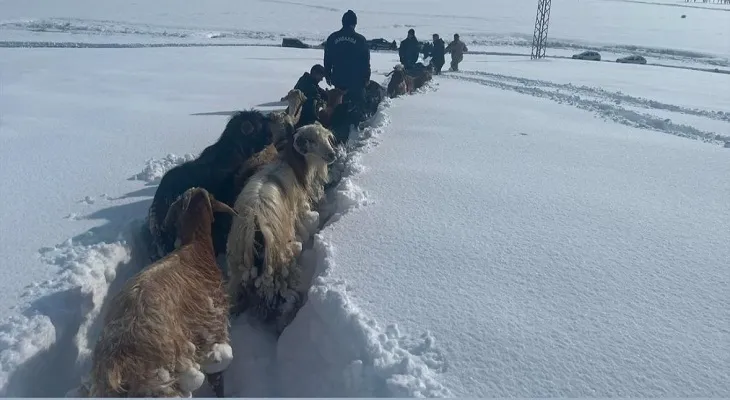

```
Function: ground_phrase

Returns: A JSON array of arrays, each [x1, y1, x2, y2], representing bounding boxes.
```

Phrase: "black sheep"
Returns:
[[146, 110, 289, 262]]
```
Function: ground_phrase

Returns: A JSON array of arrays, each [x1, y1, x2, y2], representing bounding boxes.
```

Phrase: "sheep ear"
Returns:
[[293, 134, 308, 155], [163, 198, 184, 230], [240, 120, 255, 135], [210, 198, 239, 217]]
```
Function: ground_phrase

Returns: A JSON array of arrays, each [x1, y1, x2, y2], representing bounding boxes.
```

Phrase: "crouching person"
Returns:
[[293, 64, 328, 127], [430, 34, 446, 75]]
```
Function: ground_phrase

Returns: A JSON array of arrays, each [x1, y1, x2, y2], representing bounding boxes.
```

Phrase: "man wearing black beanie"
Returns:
[[323, 10, 371, 124]]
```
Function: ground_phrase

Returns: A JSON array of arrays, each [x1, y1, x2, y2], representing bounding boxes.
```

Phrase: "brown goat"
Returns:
[[87, 188, 237, 398], [410, 68, 433, 91], [281, 88, 307, 127], [385, 64, 414, 98], [317, 87, 347, 128]]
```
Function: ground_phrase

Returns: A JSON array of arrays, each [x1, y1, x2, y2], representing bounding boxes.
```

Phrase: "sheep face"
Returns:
[[163, 187, 239, 232], [325, 88, 347, 108], [292, 123, 337, 165], [266, 111, 296, 146], [213, 110, 273, 161], [280, 88, 306, 106], [281, 89, 307, 126]]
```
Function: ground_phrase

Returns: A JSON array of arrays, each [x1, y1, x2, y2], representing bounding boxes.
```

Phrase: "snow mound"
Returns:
[[0, 219, 148, 396], [277, 237, 451, 397], [129, 153, 196, 184]]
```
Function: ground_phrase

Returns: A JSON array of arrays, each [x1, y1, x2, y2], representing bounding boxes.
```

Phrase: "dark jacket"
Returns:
[[324, 27, 371, 90], [431, 38, 445, 63], [293, 72, 327, 126], [398, 36, 420, 67]]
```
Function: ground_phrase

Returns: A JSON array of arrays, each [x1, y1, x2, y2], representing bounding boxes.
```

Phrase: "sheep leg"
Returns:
[[200, 342, 233, 397], [274, 290, 304, 336], [206, 372, 225, 398]]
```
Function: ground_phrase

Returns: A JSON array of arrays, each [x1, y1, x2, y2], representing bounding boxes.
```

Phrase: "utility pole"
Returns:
[[530, 0, 552, 59]]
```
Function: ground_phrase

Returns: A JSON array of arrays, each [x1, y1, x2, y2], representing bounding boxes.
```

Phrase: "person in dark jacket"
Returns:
[[429, 33, 446, 75], [398, 28, 420, 70], [293, 64, 328, 127], [323, 10, 371, 117]]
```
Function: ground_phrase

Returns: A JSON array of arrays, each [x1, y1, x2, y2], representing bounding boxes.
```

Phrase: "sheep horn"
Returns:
[[162, 193, 186, 230], [210, 198, 239, 217], [240, 120, 255, 135]]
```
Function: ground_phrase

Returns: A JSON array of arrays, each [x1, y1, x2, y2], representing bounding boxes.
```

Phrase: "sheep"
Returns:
[[226, 122, 337, 333], [316, 87, 347, 128], [88, 187, 238, 397], [146, 108, 294, 262], [385, 63, 414, 98]]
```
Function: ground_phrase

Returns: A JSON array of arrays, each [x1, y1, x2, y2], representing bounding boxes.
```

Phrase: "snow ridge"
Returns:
[[128, 153, 197, 184], [216, 81, 450, 397], [0, 220, 149, 396], [467, 33, 730, 68], [0, 18, 283, 42]]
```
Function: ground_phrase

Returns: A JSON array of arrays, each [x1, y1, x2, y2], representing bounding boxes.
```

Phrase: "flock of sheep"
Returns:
[[69, 61, 434, 398]]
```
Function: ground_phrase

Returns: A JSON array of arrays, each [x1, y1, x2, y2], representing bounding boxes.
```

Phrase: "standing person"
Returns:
[[398, 28, 421, 70], [323, 9, 371, 121], [430, 33, 446, 75], [293, 64, 328, 127], [445, 33, 468, 71]]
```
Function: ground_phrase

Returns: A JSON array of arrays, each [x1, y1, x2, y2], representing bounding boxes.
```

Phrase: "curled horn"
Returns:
[[240, 120, 255, 135], [163, 188, 196, 229], [210, 197, 239, 217]]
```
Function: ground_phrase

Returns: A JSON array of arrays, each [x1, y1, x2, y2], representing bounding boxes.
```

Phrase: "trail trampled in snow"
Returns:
[[2, 0, 729, 396]]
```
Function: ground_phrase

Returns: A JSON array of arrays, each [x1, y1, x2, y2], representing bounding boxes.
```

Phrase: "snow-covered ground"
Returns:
[[1, 0, 729, 397]]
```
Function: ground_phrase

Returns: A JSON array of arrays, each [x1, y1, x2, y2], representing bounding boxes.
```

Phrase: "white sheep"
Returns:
[[84, 187, 237, 397], [226, 122, 337, 332]]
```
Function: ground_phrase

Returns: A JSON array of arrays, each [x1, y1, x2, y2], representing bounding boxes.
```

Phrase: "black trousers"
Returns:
[[330, 84, 366, 143], [431, 57, 445, 74]]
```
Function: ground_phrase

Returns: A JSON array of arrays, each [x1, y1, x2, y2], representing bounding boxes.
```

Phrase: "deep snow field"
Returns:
[[1, 0, 729, 397]]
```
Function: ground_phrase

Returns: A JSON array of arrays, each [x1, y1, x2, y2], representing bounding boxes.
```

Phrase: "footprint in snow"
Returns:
[[78, 196, 95, 205]]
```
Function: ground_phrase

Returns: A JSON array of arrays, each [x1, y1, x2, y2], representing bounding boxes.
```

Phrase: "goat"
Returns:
[[87, 187, 238, 397], [226, 123, 337, 333], [146, 109, 292, 262], [282, 88, 307, 127], [409, 63, 434, 91], [364, 79, 386, 117], [385, 64, 414, 98], [210, 92, 307, 258], [316, 87, 347, 128]]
